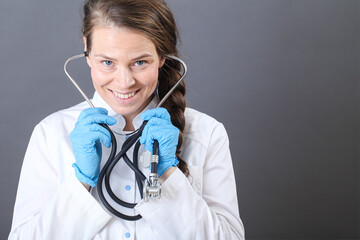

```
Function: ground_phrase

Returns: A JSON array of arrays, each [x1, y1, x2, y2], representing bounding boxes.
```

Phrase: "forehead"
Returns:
[[90, 26, 157, 56]]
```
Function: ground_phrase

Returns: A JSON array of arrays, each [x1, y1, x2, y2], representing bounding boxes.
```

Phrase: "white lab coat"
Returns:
[[9, 92, 245, 240]]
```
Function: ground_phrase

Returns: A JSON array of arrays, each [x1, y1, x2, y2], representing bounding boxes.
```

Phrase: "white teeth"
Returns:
[[113, 91, 135, 99]]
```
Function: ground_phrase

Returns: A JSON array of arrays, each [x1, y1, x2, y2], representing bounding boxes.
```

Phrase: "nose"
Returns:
[[113, 66, 135, 90]]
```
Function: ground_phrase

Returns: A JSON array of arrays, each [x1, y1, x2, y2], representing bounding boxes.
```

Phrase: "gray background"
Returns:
[[0, 0, 358, 239]]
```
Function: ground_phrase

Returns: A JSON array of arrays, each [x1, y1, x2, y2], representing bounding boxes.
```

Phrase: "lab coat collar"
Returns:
[[91, 91, 159, 134]]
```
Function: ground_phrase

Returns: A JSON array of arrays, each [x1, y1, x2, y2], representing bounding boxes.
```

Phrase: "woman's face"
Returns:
[[84, 26, 164, 123]]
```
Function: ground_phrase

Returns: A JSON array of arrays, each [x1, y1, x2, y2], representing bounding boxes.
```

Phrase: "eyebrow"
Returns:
[[94, 53, 154, 61], [131, 53, 154, 61], [94, 54, 117, 61]]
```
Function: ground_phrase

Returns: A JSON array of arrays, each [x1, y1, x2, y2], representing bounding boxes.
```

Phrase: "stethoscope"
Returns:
[[64, 52, 187, 221]]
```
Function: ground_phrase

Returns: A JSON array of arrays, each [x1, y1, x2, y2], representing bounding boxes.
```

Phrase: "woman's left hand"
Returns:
[[140, 108, 179, 177]]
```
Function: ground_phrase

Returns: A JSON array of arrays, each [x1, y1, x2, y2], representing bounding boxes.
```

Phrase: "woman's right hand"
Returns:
[[70, 108, 116, 188]]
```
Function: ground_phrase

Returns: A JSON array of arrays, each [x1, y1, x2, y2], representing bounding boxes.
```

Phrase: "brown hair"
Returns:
[[82, 0, 188, 176]]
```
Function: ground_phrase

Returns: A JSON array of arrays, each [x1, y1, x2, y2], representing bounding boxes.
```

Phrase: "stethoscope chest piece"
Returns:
[[143, 176, 161, 202], [143, 140, 161, 201], [140, 150, 162, 202]]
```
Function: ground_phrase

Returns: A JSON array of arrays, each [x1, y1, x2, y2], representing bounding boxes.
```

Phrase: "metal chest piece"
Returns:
[[143, 141, 161, 201]]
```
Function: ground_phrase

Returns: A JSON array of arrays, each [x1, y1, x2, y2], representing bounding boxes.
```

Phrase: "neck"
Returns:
[[121, 94, 156, 131], [123, 120, 135, 131]]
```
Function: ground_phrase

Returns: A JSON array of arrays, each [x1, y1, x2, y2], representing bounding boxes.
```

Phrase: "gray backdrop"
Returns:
[[0, 0, 359, 239]]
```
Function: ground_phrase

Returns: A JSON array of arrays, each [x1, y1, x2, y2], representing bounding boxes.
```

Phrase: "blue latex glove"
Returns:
[[140, 108, 180, 176], [70, 108, 116, 187]]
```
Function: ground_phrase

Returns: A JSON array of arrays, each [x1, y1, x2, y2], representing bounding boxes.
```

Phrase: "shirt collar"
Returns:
[[91, 91, 159, 133]]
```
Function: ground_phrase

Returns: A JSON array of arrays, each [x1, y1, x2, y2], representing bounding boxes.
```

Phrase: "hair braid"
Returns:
[[158, 58, 189, 177]]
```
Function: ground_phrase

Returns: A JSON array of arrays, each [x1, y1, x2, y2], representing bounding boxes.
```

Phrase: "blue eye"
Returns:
[[103, 60, 113, 66], [135, 60, 145, 66]]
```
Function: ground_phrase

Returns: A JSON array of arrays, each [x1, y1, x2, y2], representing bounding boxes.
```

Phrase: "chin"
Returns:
[[114, 105, 139, 118], [113, 107, 133, 116]]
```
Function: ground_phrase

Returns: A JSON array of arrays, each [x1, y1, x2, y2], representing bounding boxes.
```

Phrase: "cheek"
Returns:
[[141, 66, 159, 88], [91, 68, 109, 87]]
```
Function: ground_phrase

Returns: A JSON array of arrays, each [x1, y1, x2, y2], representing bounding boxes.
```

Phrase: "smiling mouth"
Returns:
[[111, 90, 138, 99]]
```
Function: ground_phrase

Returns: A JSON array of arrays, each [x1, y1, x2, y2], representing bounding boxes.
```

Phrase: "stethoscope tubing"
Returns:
[[64, 52, 187, 220]]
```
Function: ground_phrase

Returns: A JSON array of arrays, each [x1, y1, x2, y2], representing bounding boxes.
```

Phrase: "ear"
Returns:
[[159, 56, 166, 68], [83, 36, 92, 68]]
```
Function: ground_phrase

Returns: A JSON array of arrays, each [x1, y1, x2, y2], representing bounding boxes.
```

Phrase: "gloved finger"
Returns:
[[79, 113, 117, 126], [144, 125, 179, 152], [148, 124, 179, 143], [78, 107, 108, 120], [85, 131, 112, 148], [89, 123, 113, 144], [142, 126, 161, 153], [139, 117, 169, 144], [73, 125, 111, 147], [141, 107, 171, 122]]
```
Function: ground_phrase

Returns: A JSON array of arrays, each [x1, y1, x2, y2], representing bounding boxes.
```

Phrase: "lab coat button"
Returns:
[[125, 185, 131, 191], [125, 232, 131, 238]]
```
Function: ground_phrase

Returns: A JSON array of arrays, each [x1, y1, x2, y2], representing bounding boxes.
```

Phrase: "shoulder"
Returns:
[[35, 101, 88, 144], [183, 107, 228, 148], [41, 101, 87, 125], [184, 107, 219, 131]]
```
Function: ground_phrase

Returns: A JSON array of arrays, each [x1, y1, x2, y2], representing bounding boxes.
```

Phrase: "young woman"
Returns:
[[9, 0, 245, 239]]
